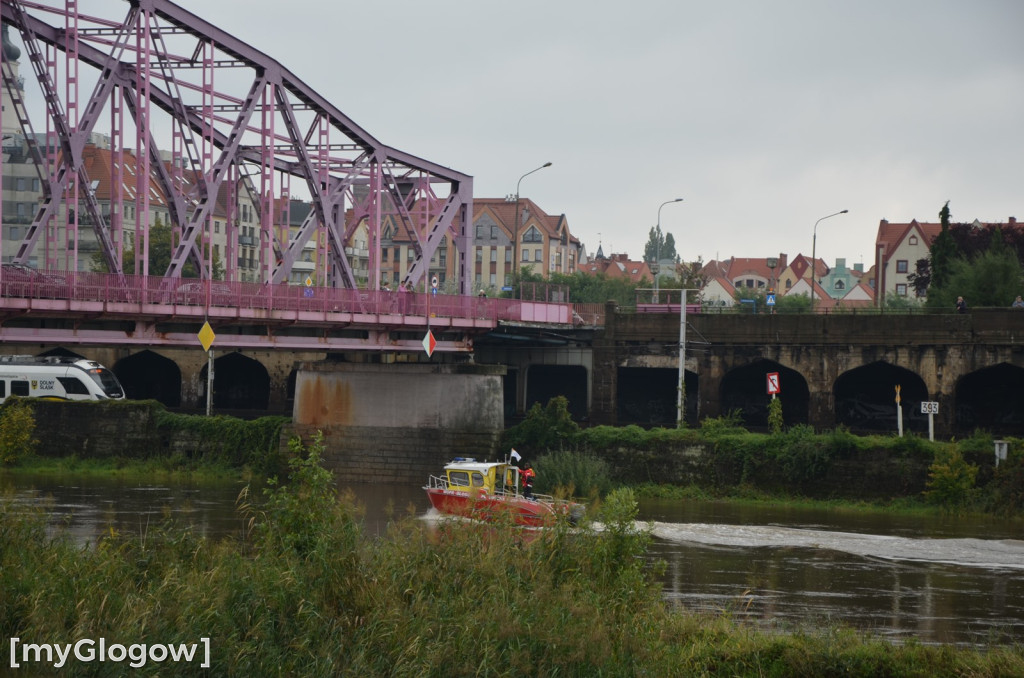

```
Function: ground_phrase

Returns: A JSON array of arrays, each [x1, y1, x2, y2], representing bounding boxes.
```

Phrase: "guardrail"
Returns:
[[0, 269, 582, 326]]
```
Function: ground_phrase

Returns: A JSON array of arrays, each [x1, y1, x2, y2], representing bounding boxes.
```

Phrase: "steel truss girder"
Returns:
[[1, 0, 472, 291]]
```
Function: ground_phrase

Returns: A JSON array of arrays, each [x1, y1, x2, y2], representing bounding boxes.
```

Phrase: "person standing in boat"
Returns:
[[521, 461, 536, 499]]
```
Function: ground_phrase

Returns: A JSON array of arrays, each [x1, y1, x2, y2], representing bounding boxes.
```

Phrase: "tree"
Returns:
[[643, 225, 677, 263], [925, 201, 960, 306], [929, 229, 1023, 309], [91, 215, 223, 279]]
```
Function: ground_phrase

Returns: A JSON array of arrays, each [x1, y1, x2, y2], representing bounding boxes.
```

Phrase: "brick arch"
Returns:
[[719, 359, 809, 429], [954, 363, 1024, 435], [834, 361, 928, 433]]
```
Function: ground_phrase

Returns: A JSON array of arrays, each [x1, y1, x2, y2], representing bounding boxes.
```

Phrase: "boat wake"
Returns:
[[648, 522, 1024, 571]]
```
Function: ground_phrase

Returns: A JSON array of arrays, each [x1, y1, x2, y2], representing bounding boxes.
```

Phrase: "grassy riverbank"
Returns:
[[3, 437, 1022, 677]]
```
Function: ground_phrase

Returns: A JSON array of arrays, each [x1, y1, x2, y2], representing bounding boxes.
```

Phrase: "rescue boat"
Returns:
[[424, 457, 585, 527]]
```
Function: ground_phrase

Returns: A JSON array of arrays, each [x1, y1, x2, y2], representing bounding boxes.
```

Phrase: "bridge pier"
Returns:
[[290, 361, 506, 483]]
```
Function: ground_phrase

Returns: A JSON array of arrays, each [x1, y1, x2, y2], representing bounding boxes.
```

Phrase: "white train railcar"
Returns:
[[0, 355, 125, 403]]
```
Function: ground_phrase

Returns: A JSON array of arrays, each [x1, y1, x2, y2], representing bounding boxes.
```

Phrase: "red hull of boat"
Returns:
[[425, 487, 562, 527]]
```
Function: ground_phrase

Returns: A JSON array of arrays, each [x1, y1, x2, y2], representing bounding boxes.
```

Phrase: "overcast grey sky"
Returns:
[[178, 0, 1022, 268]]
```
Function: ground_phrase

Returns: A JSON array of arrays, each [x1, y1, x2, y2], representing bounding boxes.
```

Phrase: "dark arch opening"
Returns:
[[200, 352, 270, 412], [955, 363, 1024, 435], [113, 350, 182, 406], [835, 361, 928, 433], [616, 367, 697, 427], [525, 364, 588, 422], [720, 360, 809, 429]]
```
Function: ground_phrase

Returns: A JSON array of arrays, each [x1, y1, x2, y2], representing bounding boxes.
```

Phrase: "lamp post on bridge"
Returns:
[[511, 162, 552, 293], [653, 197, 683, 302], [808, 209, 848, 312], [677, 287, 699, 428]]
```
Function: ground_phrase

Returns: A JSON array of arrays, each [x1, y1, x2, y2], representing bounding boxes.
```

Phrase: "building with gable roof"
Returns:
[[579, 251, 652, 284], [471, 197, 580, 292], [873, 218, 941, 306]]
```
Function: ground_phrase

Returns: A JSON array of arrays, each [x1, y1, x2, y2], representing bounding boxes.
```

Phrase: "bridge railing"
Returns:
[[0, 268, 583, 326]]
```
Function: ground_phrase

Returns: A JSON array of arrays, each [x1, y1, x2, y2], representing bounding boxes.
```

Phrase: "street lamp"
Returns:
[[653, 197, 683, 302], [511, 162, 552, 291], [677, 287, 698, 428], [808, 209, 848, 312]]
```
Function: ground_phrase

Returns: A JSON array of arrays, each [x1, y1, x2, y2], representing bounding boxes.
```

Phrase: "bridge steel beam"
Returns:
[[1, 0, 472, 292]]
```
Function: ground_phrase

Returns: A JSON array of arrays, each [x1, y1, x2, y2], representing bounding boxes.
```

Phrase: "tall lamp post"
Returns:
[[677, 287, 698, 428], [653, 197, 683, 302], [511, 162, 552, 292], [808, 209, 848, 312]]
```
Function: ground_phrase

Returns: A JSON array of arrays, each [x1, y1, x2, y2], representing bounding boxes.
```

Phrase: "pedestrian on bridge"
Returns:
[[956, 296, 968, 314], [1013, 295, 1024, 309]]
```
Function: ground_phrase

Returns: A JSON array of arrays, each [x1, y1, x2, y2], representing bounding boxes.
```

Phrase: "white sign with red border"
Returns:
[[766, 372, 780, 395]]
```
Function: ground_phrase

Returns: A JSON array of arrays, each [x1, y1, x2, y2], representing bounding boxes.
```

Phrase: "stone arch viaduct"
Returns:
[[7, 305, 1024, 440], [583, 304, 1024, 438]]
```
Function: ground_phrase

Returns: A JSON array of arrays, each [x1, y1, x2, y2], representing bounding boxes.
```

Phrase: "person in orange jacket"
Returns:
[[521, 461, 536, 499]]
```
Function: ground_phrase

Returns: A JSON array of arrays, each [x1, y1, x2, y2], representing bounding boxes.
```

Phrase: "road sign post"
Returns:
[[895, 385, 903, 437], [921, 400, 939, 441], [198, 321, 216, 416]]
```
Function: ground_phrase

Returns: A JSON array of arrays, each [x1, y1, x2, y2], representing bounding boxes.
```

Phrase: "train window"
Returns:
[[11, 381, 29, 396], [58, 376, 91, 395], [0, 381, 5, 397]]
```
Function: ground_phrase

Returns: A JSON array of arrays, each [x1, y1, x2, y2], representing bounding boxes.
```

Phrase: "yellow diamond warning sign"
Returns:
[[198, 321, 216, 352]]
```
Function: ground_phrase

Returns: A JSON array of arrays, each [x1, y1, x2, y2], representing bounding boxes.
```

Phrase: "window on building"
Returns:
[[521, 250, 529, 262], [490, 249, 497, 263], [476, 248, 483, 263], [909, 236, 918, 245], [407, 249, 414, 261], [439, 252, 447, 267], [490, 225, 497, 239], [522, 226, 543, 243], [835, 279, 845, 290], [476, 224, 484, 239], [382, 249, 388, 262], [489, 273, 496, 286], [896, 260, 908, 273], [896, 283, 908, 296], [534, 250, 542, 262], [505, 250, 512, 264], [16, 177, 25, 191]]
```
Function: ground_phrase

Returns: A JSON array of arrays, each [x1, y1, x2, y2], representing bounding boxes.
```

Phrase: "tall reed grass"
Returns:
[[2, 436, 1021, 676]]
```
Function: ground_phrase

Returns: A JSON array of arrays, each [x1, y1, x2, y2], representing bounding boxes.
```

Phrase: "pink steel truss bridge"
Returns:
[[0, 0, 474, 294]]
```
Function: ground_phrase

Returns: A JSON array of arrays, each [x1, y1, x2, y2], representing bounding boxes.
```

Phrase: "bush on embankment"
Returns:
[[3, 398, 288, 476], [2, 435, 1021, 676], [501, 397, 1024, 514]]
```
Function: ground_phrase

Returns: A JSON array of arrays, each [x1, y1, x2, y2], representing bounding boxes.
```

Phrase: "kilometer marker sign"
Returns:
[[422, 330, 436, 357]]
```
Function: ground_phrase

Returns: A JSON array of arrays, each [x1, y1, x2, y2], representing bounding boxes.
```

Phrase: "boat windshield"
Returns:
[[447, 470, 485, 488]]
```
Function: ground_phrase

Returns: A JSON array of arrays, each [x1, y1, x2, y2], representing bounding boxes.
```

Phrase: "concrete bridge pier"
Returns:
[[290, 361, 507, 483]]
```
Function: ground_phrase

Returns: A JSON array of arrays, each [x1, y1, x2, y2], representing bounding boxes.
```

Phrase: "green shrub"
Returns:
[[925, 447, 978, 509], [699, 410, 747, 437], [0, 399, 38, 465], [767, 398, 783, 434], [501, 396, 580, 455], [535, 450, 611, 498]]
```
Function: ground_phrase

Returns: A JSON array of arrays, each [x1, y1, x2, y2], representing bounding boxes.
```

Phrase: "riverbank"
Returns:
[[2, 443, 1022, 676]]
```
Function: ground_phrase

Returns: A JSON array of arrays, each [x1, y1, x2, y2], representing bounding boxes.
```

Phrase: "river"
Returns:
[[3, 472, 1023, 647]]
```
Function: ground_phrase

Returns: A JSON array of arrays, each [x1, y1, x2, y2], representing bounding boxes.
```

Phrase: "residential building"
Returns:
[[579, 250, 651, 284], [469, 197, 579, 291]]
